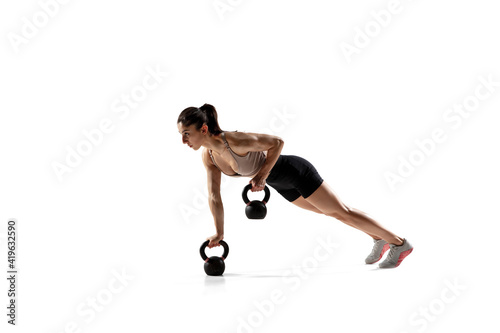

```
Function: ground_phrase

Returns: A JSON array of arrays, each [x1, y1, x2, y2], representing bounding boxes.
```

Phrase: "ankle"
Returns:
[[391, 237, 404, 246]]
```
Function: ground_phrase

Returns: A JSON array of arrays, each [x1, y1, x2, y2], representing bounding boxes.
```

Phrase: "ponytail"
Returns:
[[177, 103, 223, 135], [199, 104, 223, 135]]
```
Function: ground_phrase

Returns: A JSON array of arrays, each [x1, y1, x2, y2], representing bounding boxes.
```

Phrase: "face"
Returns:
[[177, 122, 207, 151]]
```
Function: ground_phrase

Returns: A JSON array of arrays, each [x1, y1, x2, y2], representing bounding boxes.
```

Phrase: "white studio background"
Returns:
[[1, 0, 499, 332]]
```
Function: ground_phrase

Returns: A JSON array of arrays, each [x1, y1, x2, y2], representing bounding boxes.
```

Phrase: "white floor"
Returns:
[[2, 190, 498, 333]]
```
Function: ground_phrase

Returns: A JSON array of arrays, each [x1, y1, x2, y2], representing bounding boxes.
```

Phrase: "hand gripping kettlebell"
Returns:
[[199, 240, 230, 276], [242, 184, 271, 219]]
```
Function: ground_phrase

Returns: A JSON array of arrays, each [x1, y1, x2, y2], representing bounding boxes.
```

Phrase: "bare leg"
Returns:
[[291, 196, 383, 240], [304, 182, 404, 245]]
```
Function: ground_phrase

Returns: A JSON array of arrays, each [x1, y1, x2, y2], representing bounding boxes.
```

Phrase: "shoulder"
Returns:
[[201, 148, 215, 168], [224, 131, 260, 145], [225, 131, 283, 151]]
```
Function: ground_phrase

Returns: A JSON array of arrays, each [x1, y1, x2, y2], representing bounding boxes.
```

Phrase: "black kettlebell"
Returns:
[[242, 184, 271, 219], [199, 240, 229, 276]]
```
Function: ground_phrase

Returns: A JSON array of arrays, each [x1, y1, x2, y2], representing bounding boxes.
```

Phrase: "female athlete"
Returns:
[[177, 104, 413, 268]]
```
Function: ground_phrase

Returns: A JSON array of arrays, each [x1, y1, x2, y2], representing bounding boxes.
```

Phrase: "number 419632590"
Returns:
[[7, 220, 16, 270]]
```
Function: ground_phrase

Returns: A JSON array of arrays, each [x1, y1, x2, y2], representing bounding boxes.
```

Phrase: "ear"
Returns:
[[201, 124, 208, 135]]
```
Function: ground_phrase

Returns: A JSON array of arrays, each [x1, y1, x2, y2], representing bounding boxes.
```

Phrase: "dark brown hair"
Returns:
[[177, 104, 223, 135]]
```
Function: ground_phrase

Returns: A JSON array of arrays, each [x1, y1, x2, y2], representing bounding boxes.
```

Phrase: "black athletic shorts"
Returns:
[[266, 155, 324, 202]]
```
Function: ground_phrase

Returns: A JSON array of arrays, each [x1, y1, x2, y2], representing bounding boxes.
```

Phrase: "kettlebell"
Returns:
[[242, 184, 271, 219], [199, 240, 229, 276]]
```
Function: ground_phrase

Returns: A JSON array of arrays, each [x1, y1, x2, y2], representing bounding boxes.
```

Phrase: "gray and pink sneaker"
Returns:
[[379, 238, 413, 268], [365, 239, 391, 264]]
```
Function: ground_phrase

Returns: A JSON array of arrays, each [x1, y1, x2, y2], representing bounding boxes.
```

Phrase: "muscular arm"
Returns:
[[202, 149, 224, 237], [230, 132, 284, 178]]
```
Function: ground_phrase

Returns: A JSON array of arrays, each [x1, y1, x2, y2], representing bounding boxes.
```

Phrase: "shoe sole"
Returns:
[[394, 248, 413, 267]]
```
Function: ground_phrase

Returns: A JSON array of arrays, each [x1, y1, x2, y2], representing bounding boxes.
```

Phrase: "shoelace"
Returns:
[[370, 240, 386, 257], [384, 245, 397, 262]]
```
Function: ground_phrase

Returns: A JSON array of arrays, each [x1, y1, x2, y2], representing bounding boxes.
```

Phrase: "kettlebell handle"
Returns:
[[200, 240, 229, 261], [242, 184, 271, 204]]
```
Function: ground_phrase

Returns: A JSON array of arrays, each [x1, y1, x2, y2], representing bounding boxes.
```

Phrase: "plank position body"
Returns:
[[177, 104, 414, 268]]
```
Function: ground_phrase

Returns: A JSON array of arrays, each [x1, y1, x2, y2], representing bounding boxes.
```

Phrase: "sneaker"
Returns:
[[365, 238, 390, 264], [379, 238, 413, 269]]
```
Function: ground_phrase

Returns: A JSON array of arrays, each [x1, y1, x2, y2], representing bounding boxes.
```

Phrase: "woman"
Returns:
[[177, 104, 413, 269]]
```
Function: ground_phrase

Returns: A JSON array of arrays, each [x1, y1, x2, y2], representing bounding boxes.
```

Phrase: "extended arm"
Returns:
[[202, 149, 225, 248]]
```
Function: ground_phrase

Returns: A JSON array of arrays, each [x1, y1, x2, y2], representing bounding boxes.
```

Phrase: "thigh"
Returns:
[[304, 182, 349, 217], [291, 196, 324, 214]]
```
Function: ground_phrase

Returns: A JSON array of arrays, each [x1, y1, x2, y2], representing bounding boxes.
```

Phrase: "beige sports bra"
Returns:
[[208, 132, 266, 177]]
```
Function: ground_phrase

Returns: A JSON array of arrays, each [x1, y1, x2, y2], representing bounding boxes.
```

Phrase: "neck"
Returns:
[[202, 132, 225, 154]]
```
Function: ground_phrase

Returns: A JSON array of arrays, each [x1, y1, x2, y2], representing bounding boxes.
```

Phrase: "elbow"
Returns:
[[275, 137, 284, 149]]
